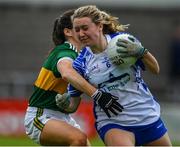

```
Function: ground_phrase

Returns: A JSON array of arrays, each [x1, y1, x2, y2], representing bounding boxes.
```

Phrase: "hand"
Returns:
[[116, 35, 148, 58], [92, 90, 124, 118], [55, 93, 70, 109]]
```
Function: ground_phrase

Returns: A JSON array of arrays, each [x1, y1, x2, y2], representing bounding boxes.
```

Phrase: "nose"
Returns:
[[79, 29, 85, 37]]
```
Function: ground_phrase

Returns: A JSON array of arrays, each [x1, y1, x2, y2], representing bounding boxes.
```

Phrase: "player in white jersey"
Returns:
[[66, 5, 172, 146], [24, 8, 124, 146]]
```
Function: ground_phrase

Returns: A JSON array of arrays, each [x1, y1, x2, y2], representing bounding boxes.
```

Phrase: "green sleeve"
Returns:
[[57, 49, 78, 61]]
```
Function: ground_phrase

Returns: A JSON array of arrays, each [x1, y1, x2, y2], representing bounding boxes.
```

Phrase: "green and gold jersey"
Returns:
[[29, 42, 78, 111]]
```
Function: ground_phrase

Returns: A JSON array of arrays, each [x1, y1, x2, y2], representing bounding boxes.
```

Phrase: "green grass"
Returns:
[[0, 135, 179, 146], [0, 135, 104, 146], [0, 136, 38, 146], [90, 137, 104, 146]]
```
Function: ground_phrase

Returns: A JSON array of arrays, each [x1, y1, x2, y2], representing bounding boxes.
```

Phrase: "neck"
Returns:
[[91, 34, 107, 54], [68, 37, 82, 52]]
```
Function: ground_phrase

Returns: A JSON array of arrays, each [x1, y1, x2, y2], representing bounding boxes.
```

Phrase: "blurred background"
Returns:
[[0, 0, 180, 145]]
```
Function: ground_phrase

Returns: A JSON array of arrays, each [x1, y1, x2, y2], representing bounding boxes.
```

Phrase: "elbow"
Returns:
[[156, 67, 160, 74], [155, 63, 160, 74], [152, 65, 160, 75], [61, 71, 72, 82], [153, 69, 160, 75]]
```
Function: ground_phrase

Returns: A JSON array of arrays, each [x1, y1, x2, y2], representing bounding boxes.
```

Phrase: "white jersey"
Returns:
[[69, 33, 160, 130]]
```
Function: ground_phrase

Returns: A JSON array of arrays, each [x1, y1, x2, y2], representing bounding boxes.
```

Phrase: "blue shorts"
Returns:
[[97, 118, 167, 146]]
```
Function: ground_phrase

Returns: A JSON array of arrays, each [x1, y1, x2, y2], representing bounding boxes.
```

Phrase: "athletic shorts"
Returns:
[[97, 118, 167, 146], [24, 106, 80, 144]]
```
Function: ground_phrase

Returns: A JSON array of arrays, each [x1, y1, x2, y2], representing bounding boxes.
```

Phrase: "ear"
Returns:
[[99, 23, 103, 31], [64, 28, 73, 37]]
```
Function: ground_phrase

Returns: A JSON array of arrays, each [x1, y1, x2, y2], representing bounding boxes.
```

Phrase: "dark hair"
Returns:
[[52, 9, 75, 46]]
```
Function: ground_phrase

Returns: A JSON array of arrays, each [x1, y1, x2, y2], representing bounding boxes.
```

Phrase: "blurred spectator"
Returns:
[[169, 21, 180, 81]]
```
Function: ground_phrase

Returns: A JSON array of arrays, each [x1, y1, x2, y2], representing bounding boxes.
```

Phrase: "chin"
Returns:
[[82, 41, 90, 46]]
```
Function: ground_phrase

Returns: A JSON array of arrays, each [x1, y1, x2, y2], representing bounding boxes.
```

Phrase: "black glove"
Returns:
[[92, 90, 124, 118]]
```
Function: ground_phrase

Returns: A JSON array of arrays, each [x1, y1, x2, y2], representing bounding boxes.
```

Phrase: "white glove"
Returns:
[[116, 35, 148, 58], [55, 93, 70, 109]]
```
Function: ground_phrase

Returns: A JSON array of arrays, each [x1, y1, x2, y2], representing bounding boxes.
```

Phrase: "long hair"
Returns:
[[72, 5, 128, 34], [52, 9, 75, 46]]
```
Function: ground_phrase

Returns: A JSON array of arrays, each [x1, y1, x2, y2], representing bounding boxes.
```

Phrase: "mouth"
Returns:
[[80, 37, 89, 43]]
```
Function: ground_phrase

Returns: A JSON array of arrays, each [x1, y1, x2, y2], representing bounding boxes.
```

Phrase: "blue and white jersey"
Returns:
[[68, 33, 160, 130]]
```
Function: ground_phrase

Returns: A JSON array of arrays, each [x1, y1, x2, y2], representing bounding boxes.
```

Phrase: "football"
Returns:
[[106, 33, 137, 67]]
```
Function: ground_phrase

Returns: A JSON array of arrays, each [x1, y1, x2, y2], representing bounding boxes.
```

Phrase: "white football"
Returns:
[[106, 34, 137, 67]]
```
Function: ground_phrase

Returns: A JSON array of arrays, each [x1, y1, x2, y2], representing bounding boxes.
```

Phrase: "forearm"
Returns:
[[65, 69, 96, 96], [141, 51, 160, 74], [64, 97, 81, 113], [58, 60, 96, 96]]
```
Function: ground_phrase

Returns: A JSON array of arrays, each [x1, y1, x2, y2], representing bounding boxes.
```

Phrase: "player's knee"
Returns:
[[70, 133, 87, 146]]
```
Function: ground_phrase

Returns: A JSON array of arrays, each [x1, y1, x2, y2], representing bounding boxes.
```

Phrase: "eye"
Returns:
[[75, 27, 80, 32], [82, 26, 88, 31]]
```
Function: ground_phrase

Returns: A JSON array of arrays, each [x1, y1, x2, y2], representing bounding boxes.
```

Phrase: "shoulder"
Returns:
[[107, 32, 133, 39], [77, 47, 93, 60], [106, 32, 141, 45], [54, 42, 78, 54], [73, 47, 93, 68]]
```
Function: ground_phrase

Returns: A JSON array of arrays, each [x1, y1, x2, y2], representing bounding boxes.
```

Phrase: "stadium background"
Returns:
[[0, 0, 180, 145]]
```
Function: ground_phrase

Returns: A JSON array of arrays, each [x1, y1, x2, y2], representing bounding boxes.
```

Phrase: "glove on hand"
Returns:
[[55, 93, 70, 109], [116, 35, 148, 58], [92, 90, 124, 118]]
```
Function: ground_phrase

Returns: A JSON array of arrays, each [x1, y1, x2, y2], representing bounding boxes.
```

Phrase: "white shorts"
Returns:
[[24, 106, 81, 144]]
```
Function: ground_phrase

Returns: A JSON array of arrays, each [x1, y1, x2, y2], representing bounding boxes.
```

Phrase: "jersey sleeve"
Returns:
[[56, 49, 78, 61], [55, 42, 78, 61], [68, 84, 82, 97], [135, 59, 146, 71], [68, 48, 88, 97]]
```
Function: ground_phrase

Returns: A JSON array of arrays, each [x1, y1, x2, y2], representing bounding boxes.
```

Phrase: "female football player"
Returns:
[[66, 5, 172, 146], [24, 8, 123, 146], [24, 9, 89, 146]]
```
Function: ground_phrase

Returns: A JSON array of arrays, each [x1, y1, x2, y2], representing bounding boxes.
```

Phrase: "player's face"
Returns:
[[73, 17, 102, 47], [71, 28, 84, 51]]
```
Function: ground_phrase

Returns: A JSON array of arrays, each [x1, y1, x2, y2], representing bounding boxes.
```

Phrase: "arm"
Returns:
[[141, 51, 160, 74], [55, 93, 81, 113], [116, 34, 160, 74], [57, 59, 123, 117], [65, 96, 81, 113], [57, 59, 96, 96]]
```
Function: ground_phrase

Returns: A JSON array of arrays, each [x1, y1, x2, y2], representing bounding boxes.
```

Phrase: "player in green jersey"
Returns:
[[24, 9, 92, 146]]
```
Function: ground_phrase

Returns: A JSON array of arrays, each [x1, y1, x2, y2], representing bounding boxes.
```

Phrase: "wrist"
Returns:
[[138, 48, 148, 58], [140, 48, 148, 58], [91, 89, 99, 98], [91, 90, 102, 104]]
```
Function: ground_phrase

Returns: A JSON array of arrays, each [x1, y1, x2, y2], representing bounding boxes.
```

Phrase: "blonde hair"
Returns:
[[72, 5, 129, 34]]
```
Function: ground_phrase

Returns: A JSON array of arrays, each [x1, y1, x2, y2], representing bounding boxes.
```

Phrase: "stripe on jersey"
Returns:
[[34, 67, 68, 94]]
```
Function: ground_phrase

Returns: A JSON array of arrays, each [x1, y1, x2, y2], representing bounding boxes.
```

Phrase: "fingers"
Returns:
[[116, 48, 128, 54], [112, 95, 119, 100], [108, 107, 118, 116], [116, 42, 127, 48], [55, 93, 70, 109], [104, 103, 123, 118], [112, 102, 124, 112], [55, 94, 63, 104], [117, 38, 129, 44], [103, 108, 111, 118], [103, 97, 124, 118], [55, 94, 62, 99], [128, 36, 135, 42]]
